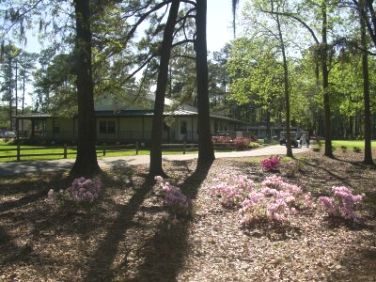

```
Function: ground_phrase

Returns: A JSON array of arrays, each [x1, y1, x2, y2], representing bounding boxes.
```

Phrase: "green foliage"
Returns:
[[249, 141, 262, 149], [353, 146, 362, 153]]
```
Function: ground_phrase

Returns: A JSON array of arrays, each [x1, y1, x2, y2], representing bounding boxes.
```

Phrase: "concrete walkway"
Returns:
[[0, 145, 310, 176]]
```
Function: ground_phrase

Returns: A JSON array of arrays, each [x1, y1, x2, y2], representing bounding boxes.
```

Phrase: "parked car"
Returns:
[[279, 131, 300, 148], [0, 131, 16, 138]]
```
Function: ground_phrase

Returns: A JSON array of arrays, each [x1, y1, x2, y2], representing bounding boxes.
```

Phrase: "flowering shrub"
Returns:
[[46, 177, 102, 210], [66, 177, 102, 202], [318, 186, 363, 222], [233, 137, 252, 150], [212, 135, 256, 150], [238, 175, 313, 228], [210, 174, 254, 208], [260, 156, 281, 171], [154, 176, 190, 217]]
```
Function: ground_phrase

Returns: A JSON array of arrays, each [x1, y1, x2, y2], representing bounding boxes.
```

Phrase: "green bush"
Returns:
[[317, 139, 322, 148], [340, 145, 347, 153], [249, 142, 262, 149], [353, 146, 362, 153]]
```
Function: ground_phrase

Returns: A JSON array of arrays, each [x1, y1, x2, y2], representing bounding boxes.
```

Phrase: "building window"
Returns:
[[180, 121, 187, 134], [107, 121, 115, 134], [99, 120, 116, 134], [53, 126, 60, 134]]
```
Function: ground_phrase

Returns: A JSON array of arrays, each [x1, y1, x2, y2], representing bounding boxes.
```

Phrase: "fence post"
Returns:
[[183, 139, 186, 155], [135, 141, 139, 155], [16, 143, 21, 161], [63, 144, 67, 159]]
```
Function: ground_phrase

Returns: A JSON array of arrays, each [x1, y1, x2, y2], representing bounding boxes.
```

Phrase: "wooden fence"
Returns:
[[0, 141, 201, 162], [0, 141, 244, 162]]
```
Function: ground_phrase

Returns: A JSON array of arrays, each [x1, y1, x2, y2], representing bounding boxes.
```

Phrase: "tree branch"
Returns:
[[259, 9, 320, 44]]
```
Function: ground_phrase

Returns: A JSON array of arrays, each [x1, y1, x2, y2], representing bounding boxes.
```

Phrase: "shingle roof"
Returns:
[[16, 109, 246, 124]]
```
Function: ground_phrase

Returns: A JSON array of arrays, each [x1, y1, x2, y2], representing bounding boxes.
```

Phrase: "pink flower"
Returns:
[[260, 156, 281, 171], [67, 177, 102, 202]]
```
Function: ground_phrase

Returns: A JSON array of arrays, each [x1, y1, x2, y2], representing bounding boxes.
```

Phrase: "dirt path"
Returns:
[[0, 145, 310, 176]]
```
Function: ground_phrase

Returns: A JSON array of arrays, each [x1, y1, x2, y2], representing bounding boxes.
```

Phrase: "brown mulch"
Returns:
[[0, 151, 376, 281]]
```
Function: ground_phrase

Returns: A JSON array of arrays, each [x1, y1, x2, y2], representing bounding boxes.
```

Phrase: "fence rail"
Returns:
[[0, 141, 247, 162], [0, 142, 205, 161]]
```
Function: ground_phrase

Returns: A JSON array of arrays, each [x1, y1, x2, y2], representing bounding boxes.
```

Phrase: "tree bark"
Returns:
[[321, 0, 333, 158], [71, 0, 100, 176], [149, 0, 181, 177], [273, 2, 292, 157], [360, 0, 373, 164], [195, 0, 215, 166]]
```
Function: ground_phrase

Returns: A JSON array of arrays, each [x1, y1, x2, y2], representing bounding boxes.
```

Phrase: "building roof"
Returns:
[[16, 113, 52, 119], [16, 110, 246, 124]]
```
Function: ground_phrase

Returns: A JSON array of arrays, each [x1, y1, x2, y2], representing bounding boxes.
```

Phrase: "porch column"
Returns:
[[191, 116, 194, 142], [52, 118, 55, 139], [31, 119, 35, 139], [117, 117, 120, 140], [142, 116, 145, 140]]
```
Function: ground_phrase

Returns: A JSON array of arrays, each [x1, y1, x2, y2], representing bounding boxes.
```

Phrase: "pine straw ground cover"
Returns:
[[0, 151, 376, 281]]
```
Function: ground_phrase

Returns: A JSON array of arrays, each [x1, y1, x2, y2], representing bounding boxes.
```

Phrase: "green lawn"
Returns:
[[331, 140, 376, 149], [0, 139, 261, 162], [0, 140, 197, 162]]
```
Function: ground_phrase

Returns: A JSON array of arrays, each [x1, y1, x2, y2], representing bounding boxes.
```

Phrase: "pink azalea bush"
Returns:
[[260, 156, 281, 171], [209, 172, 314, 229], [239, 175, 313, 228], [66, 177, 102, 202], [154, 176, 190, 216], [210, 174, 254, 208], [318, 186, 363, 222], [46, 177, 102, 208], [211, 136, 256, 150]]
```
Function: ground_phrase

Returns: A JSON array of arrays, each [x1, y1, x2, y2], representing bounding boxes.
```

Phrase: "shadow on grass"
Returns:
[[128, 161, 213, 282]]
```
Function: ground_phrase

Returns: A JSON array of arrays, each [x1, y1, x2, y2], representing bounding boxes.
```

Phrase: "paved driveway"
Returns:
[[0, 145, 310, 176]]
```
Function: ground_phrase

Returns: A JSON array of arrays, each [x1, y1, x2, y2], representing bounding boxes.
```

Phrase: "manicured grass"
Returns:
[[331, 140, 376, 149], [332, 140, 376, 149], [0, 139, 261, 162]]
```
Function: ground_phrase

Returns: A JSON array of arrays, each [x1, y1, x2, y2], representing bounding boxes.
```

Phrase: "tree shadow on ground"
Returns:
[[297, 157, 354, 188], [128, 161, 213, 282], [0, 224, 61, 269], [0, 173, 70, 213], [83, 176, 154, 281], [326, 230, 376, 281]]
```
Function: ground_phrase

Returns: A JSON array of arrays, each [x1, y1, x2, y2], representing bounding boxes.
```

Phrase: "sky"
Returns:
[[23, 0, 236, 53], [16, 0, 238, 106], [207, 0, 235, 52]]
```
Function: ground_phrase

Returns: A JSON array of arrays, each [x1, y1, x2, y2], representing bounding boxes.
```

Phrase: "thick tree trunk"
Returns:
[[321, 0, 333, 158], [71, 0, 100, 176], [195, 0, 215, 166], [149, 0, 180, 177], [8, 58, 13, 131], [274, 4, 293, 157], [360, 0, 373, 164]]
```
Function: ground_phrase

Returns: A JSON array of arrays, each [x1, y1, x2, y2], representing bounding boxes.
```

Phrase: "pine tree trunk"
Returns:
[[149, 0, 180, 177], [71, 0, 100, 176], [195, 0, 215, 166], [360, 0, 373, 164], [274, 3, 293, 157], [321, 0, 333, 158]]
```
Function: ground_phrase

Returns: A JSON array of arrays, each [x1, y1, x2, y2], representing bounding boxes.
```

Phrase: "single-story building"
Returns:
[[16, 95, 247, 144]]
